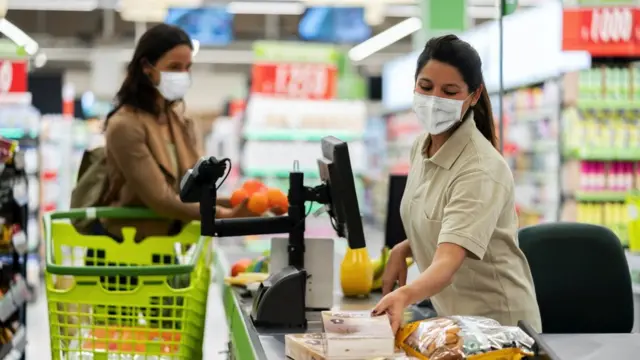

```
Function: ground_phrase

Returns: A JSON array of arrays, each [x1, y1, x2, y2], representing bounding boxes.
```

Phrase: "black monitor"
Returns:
[[317, 136, 366, 249], [385, 174, 408, 249]]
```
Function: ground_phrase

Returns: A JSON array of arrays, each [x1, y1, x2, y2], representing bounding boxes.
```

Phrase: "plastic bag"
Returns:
[[395, 316, 535, 360]]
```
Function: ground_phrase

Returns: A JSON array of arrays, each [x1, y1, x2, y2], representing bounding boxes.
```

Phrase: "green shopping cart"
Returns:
[[43, 207, 211, 360]]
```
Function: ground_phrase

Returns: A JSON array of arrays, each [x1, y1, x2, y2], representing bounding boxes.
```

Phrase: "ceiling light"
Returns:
[[467, 5, 500, 19], [227, 1, 305, 15], [8, 0, 98, 11], [0, 19, 39, 55], [348, 16, 421, 62], [192, 39, 200, 58], [33, 52, 47, 68]]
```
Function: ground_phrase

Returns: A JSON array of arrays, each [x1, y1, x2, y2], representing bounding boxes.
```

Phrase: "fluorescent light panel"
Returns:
[[0, 18, 39, 55], [349, 16, 421, 62], [227, 1, 305, 15], [8, 0, 98, 11]]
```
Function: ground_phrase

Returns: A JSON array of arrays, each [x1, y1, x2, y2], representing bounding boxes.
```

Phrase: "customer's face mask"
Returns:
[[156, 71, 191, 101], [412, 92, 470, 135]]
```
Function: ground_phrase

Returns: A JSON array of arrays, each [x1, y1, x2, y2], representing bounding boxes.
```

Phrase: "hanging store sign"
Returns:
[[251, 63, 337, 100], [562, 7, 640, 56], [0, 60, 27, 93]]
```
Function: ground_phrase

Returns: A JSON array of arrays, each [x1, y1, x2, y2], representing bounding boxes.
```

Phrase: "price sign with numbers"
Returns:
[[251, 63, 338, 100], [0, 60, 26, 93], [562, 7, 639, 56]]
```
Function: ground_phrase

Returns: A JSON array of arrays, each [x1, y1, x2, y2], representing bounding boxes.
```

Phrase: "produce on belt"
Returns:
[[231, 258, 253, 277]]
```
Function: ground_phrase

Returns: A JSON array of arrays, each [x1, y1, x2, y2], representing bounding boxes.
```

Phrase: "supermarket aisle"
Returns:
[[25, 282, 230, 358]]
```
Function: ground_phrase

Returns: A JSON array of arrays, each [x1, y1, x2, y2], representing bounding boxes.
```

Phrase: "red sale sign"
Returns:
[[251, 63, 337, 100], [0, 60, 27, 93], [562, 7, 640, 56]]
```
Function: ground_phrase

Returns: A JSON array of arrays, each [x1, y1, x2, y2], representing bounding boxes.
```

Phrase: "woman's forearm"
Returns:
[[216, 197, 231, 207], [394, 239, 413, 258], [399, 243, 466, 305]]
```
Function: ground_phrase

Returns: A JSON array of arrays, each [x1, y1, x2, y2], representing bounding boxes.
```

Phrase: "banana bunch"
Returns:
[[370, 247, 415, 292]]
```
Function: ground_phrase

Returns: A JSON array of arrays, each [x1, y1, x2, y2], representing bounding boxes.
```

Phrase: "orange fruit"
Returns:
[[247, 191, 269, 215], [242, 179, 266, 195], [230, 188, 249, 207], [266, 188, 288, 212]]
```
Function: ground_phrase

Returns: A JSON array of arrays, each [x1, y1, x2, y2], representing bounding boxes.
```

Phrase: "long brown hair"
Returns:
[[415, 35, 497, 148]]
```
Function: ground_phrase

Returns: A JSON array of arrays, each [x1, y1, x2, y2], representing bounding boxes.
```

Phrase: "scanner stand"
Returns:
[[251, 266, 307, 327], [180, 157, 331, 329]]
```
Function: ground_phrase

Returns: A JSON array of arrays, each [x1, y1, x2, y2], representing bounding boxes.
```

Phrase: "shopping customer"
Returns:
[[372, 35, 542, 333], [99, 24, 254, 241]]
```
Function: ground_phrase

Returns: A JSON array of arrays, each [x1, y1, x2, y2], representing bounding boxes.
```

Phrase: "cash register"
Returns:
[[179, 136, 366, 328]]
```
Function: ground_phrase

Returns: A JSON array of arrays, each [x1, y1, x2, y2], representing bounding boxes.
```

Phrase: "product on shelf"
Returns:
[[501, 82, 561, 226], [578, 161, 638, 194], [576, 202, 629, 246], [561, 64, 640, 244]]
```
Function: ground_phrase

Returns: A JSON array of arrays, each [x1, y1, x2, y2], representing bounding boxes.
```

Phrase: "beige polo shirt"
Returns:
[[400, 116, 542, 332]]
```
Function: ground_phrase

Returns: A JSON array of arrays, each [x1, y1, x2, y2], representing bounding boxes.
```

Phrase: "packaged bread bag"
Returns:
[[395, 316, 535, 360]]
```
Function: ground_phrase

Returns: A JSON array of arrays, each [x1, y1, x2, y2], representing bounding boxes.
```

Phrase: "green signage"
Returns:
[[502, 0, 518, 16], [413, 0, 467, 51], [0, 40, 28, 59], [252, 41, 339, 64]]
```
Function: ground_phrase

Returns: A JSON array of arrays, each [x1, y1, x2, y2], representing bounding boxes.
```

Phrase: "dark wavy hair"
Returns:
[[105, 24, 192, 127], [415, 34, 497, 148]]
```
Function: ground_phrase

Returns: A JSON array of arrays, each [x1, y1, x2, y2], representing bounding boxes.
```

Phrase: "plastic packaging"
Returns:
[[395, 316, 534, 360]]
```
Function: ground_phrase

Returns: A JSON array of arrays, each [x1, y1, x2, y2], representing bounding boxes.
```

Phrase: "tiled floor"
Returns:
[[26, 282, 230, 358]]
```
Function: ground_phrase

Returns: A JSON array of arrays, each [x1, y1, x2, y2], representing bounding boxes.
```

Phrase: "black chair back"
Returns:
[[385, 174, 407, 249], [519, 222, 634, 333]]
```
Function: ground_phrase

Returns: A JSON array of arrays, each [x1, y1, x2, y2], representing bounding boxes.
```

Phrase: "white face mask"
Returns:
[[412, 92, 467, 135], [156, 71, 191, 101]]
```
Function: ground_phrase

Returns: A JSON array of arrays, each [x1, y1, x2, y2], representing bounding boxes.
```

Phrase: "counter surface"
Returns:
[[216, 237, 640, 360], [541, 333, 640, 360]]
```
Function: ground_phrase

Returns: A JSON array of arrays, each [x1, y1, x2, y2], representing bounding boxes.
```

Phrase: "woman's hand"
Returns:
[[216, 200, 259, 218], [381, 241, 411, 295], [270, 207, 287, 216], [371, 287, 411, 334], [216, 197, 232, 208]]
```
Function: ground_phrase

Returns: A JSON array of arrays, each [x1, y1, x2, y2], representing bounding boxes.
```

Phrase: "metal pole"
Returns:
[[265, 14, 280, 40], [102, 9, 115, 39], [498, 0, 505, 153], [134, 22, 147, 43]]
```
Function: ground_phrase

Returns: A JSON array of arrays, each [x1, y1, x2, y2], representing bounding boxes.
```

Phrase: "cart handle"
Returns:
[[43, 207, 208, 276]]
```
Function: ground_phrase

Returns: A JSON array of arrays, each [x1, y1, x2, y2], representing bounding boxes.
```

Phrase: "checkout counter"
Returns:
[[179, 139, 640, 360], [214, 236, 640, 360]]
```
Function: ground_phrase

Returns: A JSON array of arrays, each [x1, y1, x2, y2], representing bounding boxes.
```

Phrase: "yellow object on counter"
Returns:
[[341, 247, 373, 297], [225, 272, 270, 287]]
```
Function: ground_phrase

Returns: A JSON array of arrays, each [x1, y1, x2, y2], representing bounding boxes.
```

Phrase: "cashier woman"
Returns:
[[372, 35, 542, 333]]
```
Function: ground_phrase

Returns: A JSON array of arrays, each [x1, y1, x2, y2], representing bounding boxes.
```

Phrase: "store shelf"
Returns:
[[510, 106, 559, 123], [244, 129, 361, 142], [576, 100, 638, 111], [565, 148, 640, 161], [574, 191, 629, 202], [0, 277, 28, 322], [0, 129, 37, 140], [0, 327, 25, 360]]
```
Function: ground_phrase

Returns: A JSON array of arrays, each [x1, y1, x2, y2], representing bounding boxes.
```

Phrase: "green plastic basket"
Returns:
[[43, 207, 211, 360]]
